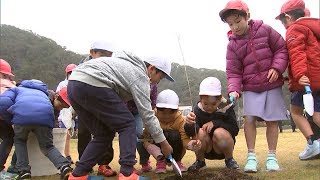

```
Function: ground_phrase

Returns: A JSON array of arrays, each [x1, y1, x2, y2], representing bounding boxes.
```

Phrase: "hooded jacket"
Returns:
[[226, 20, 288, 94], [143, 110, 190, 148], [0, 80, 54, 127], [286, 18, 320, 91], [69, 51, 165, 143]]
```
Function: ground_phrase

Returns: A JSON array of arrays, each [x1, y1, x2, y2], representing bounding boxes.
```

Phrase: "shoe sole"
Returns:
[[244, 169, 257, 173], [299, 152, 320, 160], [97, 172, 117, 177]]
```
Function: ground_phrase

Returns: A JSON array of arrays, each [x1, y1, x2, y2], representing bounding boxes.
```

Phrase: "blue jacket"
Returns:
[[0, 80, 54, 128]]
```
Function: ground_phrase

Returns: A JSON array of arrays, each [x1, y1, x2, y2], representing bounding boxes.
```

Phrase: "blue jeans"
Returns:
[[134, 113, 150, 165], [0, 121, 14, 171], [13, 125, 70, 172]]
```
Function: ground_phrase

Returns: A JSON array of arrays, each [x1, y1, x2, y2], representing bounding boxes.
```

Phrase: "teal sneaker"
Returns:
[[0, 170, 18, 180], [244, 153, 258, 173], [266, 154, 280, 171]]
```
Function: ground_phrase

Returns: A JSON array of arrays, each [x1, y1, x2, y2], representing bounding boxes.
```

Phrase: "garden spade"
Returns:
[[167, 154, 182, 177], [303, 86, 314, 116]]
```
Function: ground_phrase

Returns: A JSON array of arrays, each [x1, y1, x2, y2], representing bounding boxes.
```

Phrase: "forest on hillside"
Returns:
[[0, 24, 291, 111]]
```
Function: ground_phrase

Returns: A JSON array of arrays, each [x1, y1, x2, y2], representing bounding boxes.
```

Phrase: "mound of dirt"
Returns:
[[163, 168, 258, 180]]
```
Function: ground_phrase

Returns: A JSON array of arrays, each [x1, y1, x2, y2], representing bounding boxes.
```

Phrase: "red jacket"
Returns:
[[286, 18, 320, 91]]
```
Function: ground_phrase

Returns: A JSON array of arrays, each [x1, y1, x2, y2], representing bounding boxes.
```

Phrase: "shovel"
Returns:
[[303, 86, 314, 116], [167, 154, 182, 177]]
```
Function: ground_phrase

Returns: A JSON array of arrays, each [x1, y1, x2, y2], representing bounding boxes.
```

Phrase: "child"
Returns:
[[184, 77, 239, 171], [219, 0, 289, 172], [0, 59, 17, 179], [56, 63, 77, 164], [276, 0, 320, 160], [67, 52, 174, 180], [141, 89, 200, 174], [0, 80, 73, 180], [76, 40, 118, 177]]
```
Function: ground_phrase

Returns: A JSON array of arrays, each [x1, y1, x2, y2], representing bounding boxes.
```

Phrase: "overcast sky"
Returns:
[[1, 0, 319, 71]]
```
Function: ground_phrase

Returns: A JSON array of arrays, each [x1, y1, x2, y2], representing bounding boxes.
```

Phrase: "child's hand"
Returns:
[[267, 68, 279, 82], [229, 91, 239, 100], [160, 140, 173, 158], [298, 75, 310, 86], [185, 112, 196, 124], [202, 121, 214, 134], [187, 140, 202, 151]]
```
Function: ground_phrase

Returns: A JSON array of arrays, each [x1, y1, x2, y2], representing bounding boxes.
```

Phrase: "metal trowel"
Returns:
[[167, 154, 182, 177]]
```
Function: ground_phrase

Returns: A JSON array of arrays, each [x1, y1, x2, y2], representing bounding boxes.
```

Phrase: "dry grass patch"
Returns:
[[5, 127, 320, 179]]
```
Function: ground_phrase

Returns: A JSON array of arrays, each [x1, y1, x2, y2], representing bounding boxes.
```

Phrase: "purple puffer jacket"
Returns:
[[226, 20, 288, 94]]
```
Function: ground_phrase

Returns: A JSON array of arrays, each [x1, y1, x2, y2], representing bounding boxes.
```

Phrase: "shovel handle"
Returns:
[[230, 96, 234, 103], [305, 86, 312, 94]]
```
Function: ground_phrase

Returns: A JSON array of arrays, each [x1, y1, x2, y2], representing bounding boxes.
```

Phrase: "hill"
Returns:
[[0, 24, 290, 110]]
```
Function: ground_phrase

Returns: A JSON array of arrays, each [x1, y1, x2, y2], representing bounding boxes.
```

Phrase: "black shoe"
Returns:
[[60, 164, 73, 180], [16, 171, 31, 180], [225, 158, 240, 169], [187, 160, 206, 172], [7, 165, 19, 174], [66, 156, 74, 164]]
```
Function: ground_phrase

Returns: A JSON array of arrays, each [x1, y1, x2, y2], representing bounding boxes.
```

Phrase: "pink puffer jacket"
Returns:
[[226, 20, 288, 94]]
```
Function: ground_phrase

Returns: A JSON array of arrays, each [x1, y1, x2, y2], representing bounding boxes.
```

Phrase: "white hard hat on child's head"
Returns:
[[199, 77, 222, 96], [156, 89, 179, 109], [144, 57, 175, 82], [90, 40, 116, 52]]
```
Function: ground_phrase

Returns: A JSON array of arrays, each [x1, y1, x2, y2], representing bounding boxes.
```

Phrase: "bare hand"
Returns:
[[229, 91, 240, 100], [202, 121, 214, 134], [267, 68, 279, 82], [298, 75, 310, 86], [185, 112, 196, 124], [187, 139, 202, 151], [159, 140, 173, 158]]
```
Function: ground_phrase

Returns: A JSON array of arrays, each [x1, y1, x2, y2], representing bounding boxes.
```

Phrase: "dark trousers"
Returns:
[[77, 119, 114, 165], [0, 121, 14, 171], [68, 80, 136, 176], [163, 130, 183, 161], [14, 125, 70, 172]]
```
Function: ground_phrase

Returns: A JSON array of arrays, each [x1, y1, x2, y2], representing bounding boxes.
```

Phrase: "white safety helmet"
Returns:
[[144, 56, 174, 82], [199, 77, 221, 96], [156, 89, 179, 109]]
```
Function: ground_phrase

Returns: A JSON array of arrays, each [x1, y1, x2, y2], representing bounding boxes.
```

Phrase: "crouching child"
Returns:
[[184, 77, 240, 171], [141, 89, 201, 174]]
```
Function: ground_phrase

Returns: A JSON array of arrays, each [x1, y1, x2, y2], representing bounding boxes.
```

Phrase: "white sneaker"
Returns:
[[299, 140, 320, 160]]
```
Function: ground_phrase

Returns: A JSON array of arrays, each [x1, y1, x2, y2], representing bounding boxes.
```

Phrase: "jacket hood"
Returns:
[[113, 51, 146, 73], [294, 18, 320, 40], [20, 80, 49, 95], [228, 20, 263, 40]]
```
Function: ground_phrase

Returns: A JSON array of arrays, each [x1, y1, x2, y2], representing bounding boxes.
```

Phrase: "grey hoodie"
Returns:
[[69, 51, 165, 143]]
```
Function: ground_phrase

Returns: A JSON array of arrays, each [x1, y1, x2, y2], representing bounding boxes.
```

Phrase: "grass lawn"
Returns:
[[5, 127, 320, 179]]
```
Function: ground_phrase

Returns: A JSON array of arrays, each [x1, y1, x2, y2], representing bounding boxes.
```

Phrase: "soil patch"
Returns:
[[163, 168, 258, 180]]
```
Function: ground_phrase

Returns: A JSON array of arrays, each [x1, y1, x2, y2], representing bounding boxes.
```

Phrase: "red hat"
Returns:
[[0, 59, 14, 76], [219, 0, 249, 18], [65, 64, 77, 73], [275, 0, 305, 19], [58, 87, 71, 106]]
